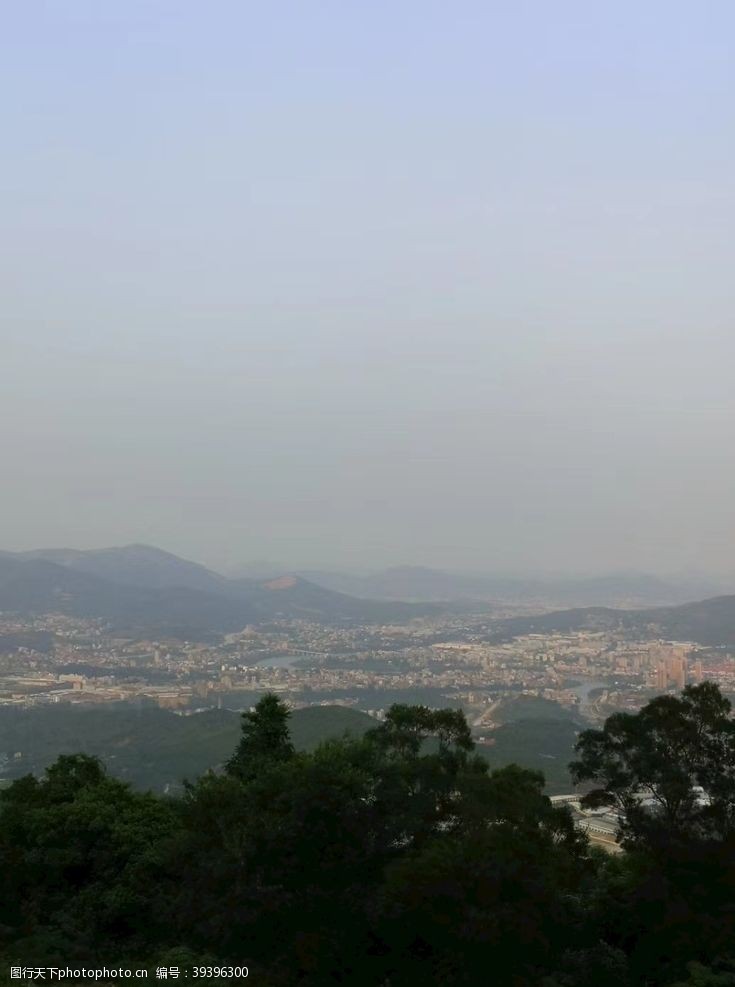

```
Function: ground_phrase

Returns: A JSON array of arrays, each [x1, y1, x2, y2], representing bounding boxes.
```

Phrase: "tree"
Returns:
[[0, 755, 177, 962], [374, 784, 589, 986], [542, 943, 630, 987], [668, 959, 735, 986], [225, 692, 295, 782], [570, 682, 735, 847], [366, 704, 474, 758], [570, 685, 735, 984]]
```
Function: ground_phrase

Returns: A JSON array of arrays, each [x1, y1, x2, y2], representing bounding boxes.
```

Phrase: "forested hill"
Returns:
[[494, 593, 735, 647], [0, 697, 584, 796], [476, 695, 585, 793], [0, 703, 374, 792]]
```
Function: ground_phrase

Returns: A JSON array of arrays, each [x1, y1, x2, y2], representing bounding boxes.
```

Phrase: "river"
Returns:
[[567, 679, 609, 713], [255, 654, 304, 669]]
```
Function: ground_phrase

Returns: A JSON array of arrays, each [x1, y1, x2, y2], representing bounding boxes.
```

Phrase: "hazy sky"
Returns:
[[2, 1, 734, 575]]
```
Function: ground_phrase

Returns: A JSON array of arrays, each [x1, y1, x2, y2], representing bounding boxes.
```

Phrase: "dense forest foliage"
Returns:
[[2, 684, 735, 985]]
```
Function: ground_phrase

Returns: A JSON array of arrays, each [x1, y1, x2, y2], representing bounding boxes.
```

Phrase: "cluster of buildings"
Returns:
[[0, 612, 729, 730]]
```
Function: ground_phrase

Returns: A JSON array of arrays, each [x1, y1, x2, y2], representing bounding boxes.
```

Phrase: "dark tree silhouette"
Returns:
[[225, 692, 296, 781], [571, 682, 735, 847]]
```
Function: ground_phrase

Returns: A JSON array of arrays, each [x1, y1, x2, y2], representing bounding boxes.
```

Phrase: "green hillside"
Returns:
[[477, 718, 581, 794], [491, 694, 580, 724], [0, 702, 375, 792], [0, 698, 585, 794], [476, 697, 584, 793]]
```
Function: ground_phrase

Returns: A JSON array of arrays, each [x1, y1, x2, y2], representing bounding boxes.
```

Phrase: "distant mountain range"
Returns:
[[262, 564, 729, 608], [4, 545, 735, 648], [0, 545, 434, 637]]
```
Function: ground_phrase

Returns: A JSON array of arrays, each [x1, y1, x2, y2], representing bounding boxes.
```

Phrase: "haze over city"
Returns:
[[3, 1, 734, 575]]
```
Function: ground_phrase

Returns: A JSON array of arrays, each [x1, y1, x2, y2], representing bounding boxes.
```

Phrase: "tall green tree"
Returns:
[[373, 765, 590, 986], [225, 692, 295, 781], [0, 754, 177, 963], [571, 684, 735, 984], [571, 682, 735, 847]]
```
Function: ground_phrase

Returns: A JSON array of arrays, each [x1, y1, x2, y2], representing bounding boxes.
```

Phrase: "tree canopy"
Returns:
[[0, 687, 734, 984], [571, 682, 735, 847]]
